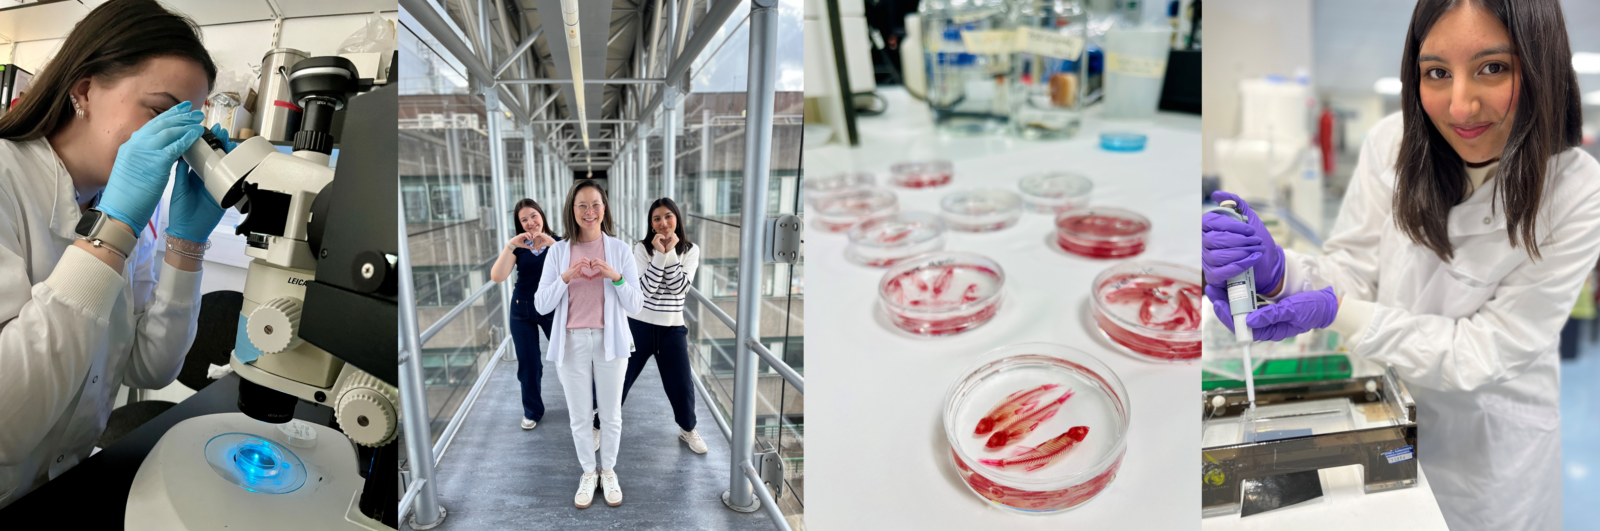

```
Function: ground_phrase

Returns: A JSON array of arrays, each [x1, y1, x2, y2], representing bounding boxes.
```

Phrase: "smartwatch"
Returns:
[[74, 208, 137, 259]]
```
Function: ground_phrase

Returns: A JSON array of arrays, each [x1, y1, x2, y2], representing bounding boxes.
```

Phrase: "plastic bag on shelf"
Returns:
[[338, 14, 397, 54]]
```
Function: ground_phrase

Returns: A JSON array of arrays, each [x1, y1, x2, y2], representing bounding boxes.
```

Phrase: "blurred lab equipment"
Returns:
[[1102, 25, 1173, 119], [1213, 76, 1324, 246], [0, 64, 30, 114], [1009, 0, 1089, 139], [253, 48, 310, 142], [919, 0, 1012, 135]]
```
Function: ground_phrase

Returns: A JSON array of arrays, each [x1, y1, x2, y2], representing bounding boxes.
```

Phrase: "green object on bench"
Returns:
[[1202, 354, 1353, 391]]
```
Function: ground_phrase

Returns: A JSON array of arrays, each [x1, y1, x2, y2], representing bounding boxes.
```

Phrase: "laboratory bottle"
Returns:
[[1008, 0, 1089, 139], [920, 0, 1013, 136]]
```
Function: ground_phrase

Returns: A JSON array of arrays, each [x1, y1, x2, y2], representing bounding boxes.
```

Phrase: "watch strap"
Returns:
[[89, 213, 137, 257]]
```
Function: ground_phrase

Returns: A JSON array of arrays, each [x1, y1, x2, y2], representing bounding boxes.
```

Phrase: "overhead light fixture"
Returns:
[[1373, 77, 1402, 96], [1575, 52, 1600, 74], [561, 0, 589, 149]]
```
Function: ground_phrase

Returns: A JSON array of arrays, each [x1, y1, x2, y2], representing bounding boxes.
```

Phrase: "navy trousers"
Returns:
[[510, 314, 553, 421], [594, 318, 696, 431]]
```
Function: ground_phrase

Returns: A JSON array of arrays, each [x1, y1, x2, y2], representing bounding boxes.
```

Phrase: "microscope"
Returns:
[[125, 53, 399, 530]]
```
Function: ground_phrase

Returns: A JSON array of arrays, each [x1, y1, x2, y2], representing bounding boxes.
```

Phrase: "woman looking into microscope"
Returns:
[[0, 0, 234, 508]]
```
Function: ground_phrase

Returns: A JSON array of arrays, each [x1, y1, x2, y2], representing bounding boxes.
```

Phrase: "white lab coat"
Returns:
[[0, 138, 200, 509], [1275, 112, 1600, 530], [533, 234, 644, 368]]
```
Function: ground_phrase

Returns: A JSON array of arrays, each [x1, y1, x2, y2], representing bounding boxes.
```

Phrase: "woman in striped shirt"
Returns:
[[594, 197, 706, 454]]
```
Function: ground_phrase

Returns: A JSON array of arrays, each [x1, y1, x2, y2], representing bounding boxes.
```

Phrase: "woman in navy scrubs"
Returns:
[[491, 198, 561, 429]]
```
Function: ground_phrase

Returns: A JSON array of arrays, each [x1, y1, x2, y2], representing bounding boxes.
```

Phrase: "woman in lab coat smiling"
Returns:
[[0, 0, 228, 508], [1204, 0, 1595, 528]]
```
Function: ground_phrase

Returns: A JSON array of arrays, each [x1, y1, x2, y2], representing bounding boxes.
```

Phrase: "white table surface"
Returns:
[[1201, 464, 1449, 530], [803, 88, 1202, 530]]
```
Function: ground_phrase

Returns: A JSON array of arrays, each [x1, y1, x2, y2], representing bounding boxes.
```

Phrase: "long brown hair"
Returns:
[[561, 180, 614, 240], [511, 197, 558, 238], [1393, 0, 1580, 261], [0, 0, 216, 141], [639, 197, 693, 256]]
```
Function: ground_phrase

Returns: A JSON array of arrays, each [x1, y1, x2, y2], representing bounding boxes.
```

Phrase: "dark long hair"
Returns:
[[1394, 0, 1580, 261], [0, 0, 216, 140], [511, 198, 558, 239], [639, 197, 693, 256], [561, 179, 615, 240]]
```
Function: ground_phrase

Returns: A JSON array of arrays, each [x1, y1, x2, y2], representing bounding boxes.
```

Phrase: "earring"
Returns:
[[70, 95, 83, 117]]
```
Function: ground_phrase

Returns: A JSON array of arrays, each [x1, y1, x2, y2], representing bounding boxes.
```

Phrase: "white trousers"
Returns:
[[555, 328, 626, 472]]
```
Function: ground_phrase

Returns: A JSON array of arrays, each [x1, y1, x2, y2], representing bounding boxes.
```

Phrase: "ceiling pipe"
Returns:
[[560, 0, 589, 149]]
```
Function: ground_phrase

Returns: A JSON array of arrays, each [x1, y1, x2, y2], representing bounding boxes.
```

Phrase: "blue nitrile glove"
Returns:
[[1242, 287, 1339, 342], [166, 124, 233, 242], [99, 101, 206, 231], [1203, 191, 1284, 293]]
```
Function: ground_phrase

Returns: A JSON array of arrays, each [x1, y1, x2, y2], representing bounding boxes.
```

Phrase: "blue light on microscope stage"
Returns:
[[204, 433, 307, 494]]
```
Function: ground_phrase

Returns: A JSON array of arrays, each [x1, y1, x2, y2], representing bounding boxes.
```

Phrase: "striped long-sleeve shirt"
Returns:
[[632, 241, 700, 327]]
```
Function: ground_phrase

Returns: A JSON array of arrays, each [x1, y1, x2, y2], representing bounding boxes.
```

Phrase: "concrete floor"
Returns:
[[404, 334, 774, 531], [1564, 325, 1600, 530]]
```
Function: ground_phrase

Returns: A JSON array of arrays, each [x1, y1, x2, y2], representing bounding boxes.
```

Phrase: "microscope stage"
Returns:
[[126, 413, 384, 530]]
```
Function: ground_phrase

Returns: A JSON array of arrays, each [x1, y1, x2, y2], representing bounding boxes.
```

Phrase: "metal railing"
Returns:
[[418, 281, 497, 345], [686, 287, 804, 394]]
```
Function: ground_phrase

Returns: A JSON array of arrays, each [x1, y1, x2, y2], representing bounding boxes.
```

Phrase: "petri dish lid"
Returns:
[[848, 211, 947, 251], [1100, 132, 1148, 152], [1056, 207, 1151, 242], [940, 189, 1023, 217], [1019, 172, 1093, 201], [815, 187, 898, 217], [805, 172, 875, 200], [890, 159, 954, 177]]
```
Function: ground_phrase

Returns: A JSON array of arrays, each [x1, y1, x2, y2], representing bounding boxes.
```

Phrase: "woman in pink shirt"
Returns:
[[533, 180, 644, 509]]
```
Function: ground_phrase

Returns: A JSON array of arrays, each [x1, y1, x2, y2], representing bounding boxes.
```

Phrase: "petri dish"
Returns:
[[804, 171, 875, 205], [940, 189, 1023, 232], [813, 187, 899, 232], [1055, 207, 1151, 258], [944, 343, 1129, 514], [847, 212, 947, 267], [1100, 132, 1147, 152], [890, 159, 955, 189], [879, 251, 1004, 336], [1091, 262, 1202, 362], [204, 433, 308, 494], [1018, 172, 1094, 214]]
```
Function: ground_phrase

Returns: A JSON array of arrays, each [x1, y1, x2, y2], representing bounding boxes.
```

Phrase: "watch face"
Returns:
[[74, 209, 100, 237]]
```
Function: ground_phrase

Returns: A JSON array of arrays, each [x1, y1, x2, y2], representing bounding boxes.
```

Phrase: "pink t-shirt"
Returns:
[[565, 237, 606, 329]]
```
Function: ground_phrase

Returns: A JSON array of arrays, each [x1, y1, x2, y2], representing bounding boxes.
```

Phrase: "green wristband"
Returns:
[[612, 278, 625, 286]]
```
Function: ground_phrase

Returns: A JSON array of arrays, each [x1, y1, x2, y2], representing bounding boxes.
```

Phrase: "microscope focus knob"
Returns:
[[248, 296, 304, 355], [335, 372, 398, 447]]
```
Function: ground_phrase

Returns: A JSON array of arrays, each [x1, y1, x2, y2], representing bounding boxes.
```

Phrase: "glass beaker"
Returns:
[[920, 0, 1013, 136], [1008, 0, 1089, 139]]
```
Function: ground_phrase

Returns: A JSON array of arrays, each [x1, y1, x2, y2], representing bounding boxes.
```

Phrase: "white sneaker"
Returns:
[[593, 428, 601, 452], [574, 472, 598, 509], [600, 470, 623, 506], [521, 418, 537, 430], [680, 429, 708, 454]]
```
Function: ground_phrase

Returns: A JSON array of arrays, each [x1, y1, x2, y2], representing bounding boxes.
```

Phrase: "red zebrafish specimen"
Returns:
[[980, 426, 1090, 471], [974, 383, 1061, 435], [986, 389, 1076, 448]]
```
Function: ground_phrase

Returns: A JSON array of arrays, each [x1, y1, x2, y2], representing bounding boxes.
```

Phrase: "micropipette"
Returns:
[[1207, 200, 1260, 410]]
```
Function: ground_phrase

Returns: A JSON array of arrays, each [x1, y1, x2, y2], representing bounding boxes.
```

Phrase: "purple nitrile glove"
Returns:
[[1203, 191, 1285, 293], [1205, 284, 1237, 333], [1244, 287, 1339, 342]]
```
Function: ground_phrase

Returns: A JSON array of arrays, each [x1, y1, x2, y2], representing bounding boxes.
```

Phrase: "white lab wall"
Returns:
[[0, 9, 398, 407], [1200, 0, 1313, 176]]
